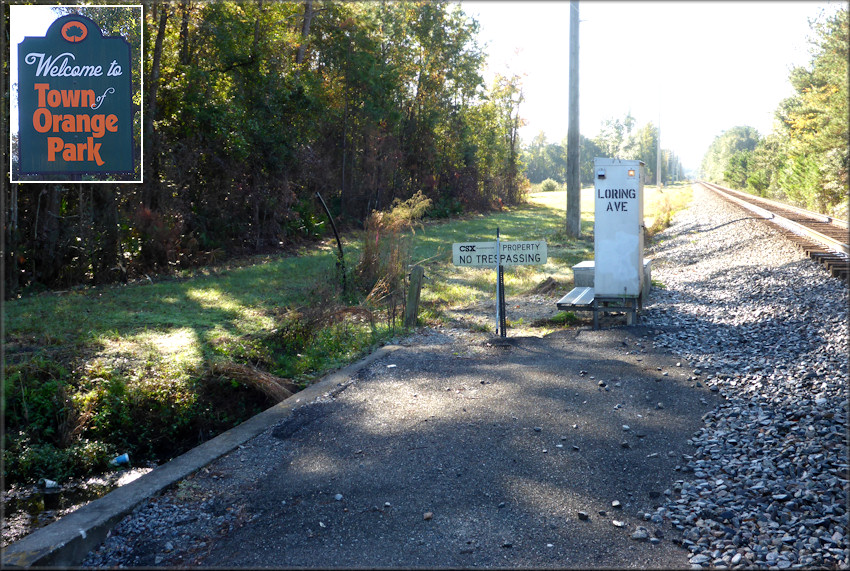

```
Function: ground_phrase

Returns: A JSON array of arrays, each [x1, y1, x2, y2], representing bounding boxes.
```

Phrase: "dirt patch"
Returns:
[[436, 281, 630, 341]]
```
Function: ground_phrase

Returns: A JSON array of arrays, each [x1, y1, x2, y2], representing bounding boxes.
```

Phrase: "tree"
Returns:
[[593, 112, 637, 159], [700, 126, 760, 183], [524, 131, 549, 183], [6, 1, 534, 297], [724, 149, 752, 189], [578, 135, 603, 185], [701, 6, 847, 216], [145, 1, 168, 211], [773, 6, 848, 213]]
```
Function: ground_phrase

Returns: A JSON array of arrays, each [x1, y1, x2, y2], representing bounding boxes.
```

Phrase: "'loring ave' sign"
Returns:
[[18, 13, 133, 177]]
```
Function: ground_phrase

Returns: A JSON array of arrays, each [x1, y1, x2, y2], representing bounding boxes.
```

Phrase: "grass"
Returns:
[[645, 183, 693, 237], [414, 182, 692, 315], [3, 182, 694, 485], [3, 245, 393, 483], [412, 188, 595, 314]]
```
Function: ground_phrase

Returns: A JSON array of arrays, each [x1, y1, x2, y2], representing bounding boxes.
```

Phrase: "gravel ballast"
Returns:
[[641, 185, 848, 569], [81, 185, 848, 568]]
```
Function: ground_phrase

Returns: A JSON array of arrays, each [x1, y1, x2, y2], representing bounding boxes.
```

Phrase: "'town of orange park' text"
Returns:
[[31, 83, 118, 166]]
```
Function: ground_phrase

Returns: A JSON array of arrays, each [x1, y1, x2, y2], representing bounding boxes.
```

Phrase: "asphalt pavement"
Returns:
[[77, 324, 723, 568]]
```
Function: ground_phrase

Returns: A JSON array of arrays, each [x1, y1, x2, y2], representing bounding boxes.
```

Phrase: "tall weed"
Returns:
[[647, 193, 674, 237], [356, 191, 431, 328]]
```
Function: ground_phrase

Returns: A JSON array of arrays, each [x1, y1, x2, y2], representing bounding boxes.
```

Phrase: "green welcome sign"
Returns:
[[18, 13, 133, 176]]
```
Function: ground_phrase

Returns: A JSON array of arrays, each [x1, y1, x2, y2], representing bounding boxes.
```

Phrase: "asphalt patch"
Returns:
[[84, 325, 724, 568], [271, 400, 339, 441]]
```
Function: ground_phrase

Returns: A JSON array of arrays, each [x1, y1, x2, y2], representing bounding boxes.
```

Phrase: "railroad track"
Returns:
[[697, 181, 850, 281]]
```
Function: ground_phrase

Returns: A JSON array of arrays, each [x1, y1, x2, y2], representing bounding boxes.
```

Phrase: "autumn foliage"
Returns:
[[6, 2, 527, 296]]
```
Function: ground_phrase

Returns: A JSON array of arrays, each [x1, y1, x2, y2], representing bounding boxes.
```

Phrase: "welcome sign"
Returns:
[[18, 13, 133, 176]]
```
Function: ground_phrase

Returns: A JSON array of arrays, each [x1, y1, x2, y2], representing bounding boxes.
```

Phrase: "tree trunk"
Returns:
[[6, 183, 19, 296], [91, 185, 119, 285], [508, 89, 522, 203], [36, 187, 62, 286], [144, 3, 168, 210], [340, 38, 351, 219], [179, 0, 191, 65], [296, 1, 314, 66]]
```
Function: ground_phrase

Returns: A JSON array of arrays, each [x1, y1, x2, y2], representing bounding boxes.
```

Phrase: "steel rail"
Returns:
[[704, 182, 848, 228], [698, 181, 849, 257]]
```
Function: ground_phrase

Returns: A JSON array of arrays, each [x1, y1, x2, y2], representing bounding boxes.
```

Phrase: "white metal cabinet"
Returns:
[[593, 158, 645, 299]]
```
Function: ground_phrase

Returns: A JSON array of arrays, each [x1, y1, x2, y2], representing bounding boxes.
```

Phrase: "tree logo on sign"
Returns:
[[61, 21, 88, 43]]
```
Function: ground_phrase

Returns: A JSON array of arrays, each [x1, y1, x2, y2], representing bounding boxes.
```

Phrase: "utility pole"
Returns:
[[656, 112, 663, 189], [566, 0, 581, 238]]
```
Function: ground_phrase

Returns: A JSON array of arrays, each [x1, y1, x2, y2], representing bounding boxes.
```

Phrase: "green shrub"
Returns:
[[427, 195, 464, 219], [3, 435, 115, 484], [540, 178, 560, 192], [549, 311, 579, 326], [3, 356, 77, 447]]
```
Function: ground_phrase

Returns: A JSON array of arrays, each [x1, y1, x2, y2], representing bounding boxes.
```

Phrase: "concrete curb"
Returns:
[[2, 345, 401, 568]]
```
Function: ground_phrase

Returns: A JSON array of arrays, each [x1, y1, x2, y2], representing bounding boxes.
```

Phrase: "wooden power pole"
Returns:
[[566, 1, 581, 238], [656, 112, 663, 188]]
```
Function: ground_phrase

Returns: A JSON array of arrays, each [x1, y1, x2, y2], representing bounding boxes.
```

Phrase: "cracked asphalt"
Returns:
[[84, 325, 723, 568]]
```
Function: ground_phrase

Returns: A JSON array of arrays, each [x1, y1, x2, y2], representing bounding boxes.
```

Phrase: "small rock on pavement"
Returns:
[[631, 527, 650, 541], [423, 512, 433, 521], [577, 511, 589, 521]]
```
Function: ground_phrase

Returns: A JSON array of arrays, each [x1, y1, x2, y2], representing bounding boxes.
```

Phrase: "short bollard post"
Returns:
[[404, 265, 425, 328]]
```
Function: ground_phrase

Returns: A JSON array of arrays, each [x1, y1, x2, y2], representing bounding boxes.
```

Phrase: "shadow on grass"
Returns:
[[2, 197, 596, 483], [2, 248, 361, 480]]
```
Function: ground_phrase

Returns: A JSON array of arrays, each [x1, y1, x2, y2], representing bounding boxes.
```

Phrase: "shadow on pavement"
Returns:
[[161, 326, 723, 568]]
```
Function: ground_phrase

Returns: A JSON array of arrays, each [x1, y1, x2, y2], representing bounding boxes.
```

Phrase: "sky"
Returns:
[[10, 2, 843, 172], [464, 1, 843, 171]]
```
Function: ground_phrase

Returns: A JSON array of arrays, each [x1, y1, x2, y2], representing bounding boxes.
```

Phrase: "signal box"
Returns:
[[556, 158, 648, 328], [593, 158, 645, 298]]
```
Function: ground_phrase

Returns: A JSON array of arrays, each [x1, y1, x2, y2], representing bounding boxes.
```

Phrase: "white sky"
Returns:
[[11, 2, 843, 172], [465, 0, 843, 171]]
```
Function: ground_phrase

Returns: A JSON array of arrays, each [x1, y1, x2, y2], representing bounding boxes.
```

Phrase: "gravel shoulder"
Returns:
[[81, 185, 848, 569]]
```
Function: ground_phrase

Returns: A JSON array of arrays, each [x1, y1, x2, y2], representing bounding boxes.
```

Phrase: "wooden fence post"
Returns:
[[404, 265, 425, 328]]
